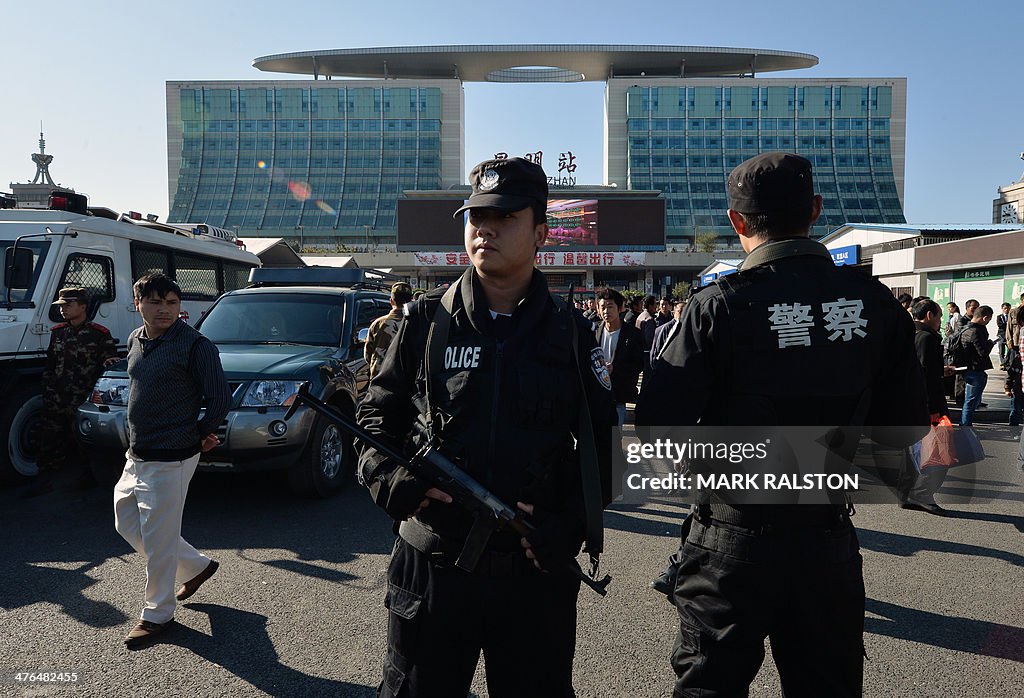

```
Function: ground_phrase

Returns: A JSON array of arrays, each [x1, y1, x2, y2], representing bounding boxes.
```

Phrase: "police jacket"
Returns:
[[636, 237, 927, 427], [959, 323, 994, 371], [356, 267, 617, 548], [914, 321, 949, 417], [594, 320, 644, 404], [635, 238, 928, 520]]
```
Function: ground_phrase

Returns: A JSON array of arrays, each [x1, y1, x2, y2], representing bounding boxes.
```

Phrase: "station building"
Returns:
[[166, 45, 908, 294]]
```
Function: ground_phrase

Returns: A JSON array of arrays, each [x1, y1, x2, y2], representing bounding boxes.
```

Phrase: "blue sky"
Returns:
[[2, 0, 1020, 226]]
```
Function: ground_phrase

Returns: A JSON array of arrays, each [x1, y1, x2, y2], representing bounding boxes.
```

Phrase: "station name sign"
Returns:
[[494, 150, 579, 187]]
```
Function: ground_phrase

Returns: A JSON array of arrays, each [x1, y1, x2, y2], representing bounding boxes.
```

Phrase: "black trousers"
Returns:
[[671, 518, 864, 698], [380, 538, 581, 698]]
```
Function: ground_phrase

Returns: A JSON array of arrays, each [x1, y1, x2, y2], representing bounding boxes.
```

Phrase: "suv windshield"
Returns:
[[0, 240, 51, 303], [197, 293, 344, 347]]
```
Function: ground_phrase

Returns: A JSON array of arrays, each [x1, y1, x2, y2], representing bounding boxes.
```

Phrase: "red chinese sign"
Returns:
[[413, 252, 646, 267]]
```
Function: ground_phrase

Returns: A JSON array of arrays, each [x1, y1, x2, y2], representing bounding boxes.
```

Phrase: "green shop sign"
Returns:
[[927, 282, 951, 306], [1006, 278, 1024, 304], [954, 267, 1003, 281]]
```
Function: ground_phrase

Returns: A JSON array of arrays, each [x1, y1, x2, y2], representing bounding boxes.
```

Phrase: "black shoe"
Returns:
[[900, 499, 949, 516], [650, 571, 674, 597], [979, 402, 988, 408]]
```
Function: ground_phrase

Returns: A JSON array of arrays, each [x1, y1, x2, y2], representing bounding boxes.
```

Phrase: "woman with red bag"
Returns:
[[901, 299, 955, 515]]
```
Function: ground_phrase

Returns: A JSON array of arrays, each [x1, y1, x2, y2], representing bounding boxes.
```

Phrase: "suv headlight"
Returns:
[[241, 380, 306, 407], [91, 377, 130, 406]]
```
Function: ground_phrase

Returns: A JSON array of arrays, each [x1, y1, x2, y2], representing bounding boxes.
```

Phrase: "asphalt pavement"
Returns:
[[2, 376, 1022, 697]]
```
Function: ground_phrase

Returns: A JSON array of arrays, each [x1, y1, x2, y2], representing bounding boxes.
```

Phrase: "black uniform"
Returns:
[[356, 267, 616, 698], [636, 237, 928, 697]]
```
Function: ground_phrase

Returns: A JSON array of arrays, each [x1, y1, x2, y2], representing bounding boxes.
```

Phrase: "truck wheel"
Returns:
[[288, 410, 353, 498], [0, 384, 43, 482]]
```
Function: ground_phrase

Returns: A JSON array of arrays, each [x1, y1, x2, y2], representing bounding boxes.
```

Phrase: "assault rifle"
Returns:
[[284, 385, 611, 595]]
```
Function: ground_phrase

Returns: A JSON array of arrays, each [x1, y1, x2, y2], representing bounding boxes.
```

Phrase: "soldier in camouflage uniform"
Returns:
[[364, 282, 414, 379], [35, 287, 119, 488]]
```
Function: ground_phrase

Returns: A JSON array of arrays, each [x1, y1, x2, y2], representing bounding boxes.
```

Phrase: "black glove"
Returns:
[[523, 508, 584, 572], [368, 464, 429, 521]]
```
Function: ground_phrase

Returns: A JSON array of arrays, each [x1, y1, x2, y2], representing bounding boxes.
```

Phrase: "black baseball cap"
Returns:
[[453, 157, 548, 218], [727, 152, 815, 216]]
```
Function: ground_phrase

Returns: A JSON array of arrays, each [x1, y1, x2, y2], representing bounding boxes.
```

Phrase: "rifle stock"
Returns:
[[285, 385, 611, 595]]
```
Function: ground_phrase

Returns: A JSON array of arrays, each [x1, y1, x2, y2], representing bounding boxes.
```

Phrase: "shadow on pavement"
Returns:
[[943, 473, 1022, 489], [603, 509, 681, 538], [866, 598, 1024, 663], [946, 509, 1024, 534], [0, 557, 129, 628], [936, 486, 1024, 503], [0, 472, 394, 614], [857, 528, 1024, 568], [170, 602, 377, 697]]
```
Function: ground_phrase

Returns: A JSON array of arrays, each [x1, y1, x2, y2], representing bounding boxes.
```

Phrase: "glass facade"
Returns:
[[622, 83, 905, 243], [168, 84, 445, 244]]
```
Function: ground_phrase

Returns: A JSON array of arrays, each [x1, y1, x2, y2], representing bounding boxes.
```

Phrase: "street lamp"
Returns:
[[295, 225, 304, 252]]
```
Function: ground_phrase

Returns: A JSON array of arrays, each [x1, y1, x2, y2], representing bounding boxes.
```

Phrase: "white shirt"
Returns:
[[600, 326, 621, 365]]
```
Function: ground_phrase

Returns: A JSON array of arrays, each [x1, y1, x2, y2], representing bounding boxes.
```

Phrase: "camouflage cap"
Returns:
[[391, 282, 414, 303], [52, 287, 89, 305]]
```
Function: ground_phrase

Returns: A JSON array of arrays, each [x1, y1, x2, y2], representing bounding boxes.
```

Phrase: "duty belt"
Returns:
[[698, 502, 850, 534], [398, 518, 534, 577]]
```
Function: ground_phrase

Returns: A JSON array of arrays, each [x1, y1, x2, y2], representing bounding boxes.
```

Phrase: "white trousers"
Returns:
[[113, 453, 210, 623]]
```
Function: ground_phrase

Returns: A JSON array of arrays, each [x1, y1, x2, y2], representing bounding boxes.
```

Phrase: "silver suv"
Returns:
[[78, 268, 395, 497]]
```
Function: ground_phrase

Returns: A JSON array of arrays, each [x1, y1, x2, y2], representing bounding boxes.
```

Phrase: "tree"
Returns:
[[695, 232, 719, 253], [671, 281, 691, 300]]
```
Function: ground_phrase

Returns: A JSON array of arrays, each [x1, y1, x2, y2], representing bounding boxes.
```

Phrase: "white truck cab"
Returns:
[[0, 191, 260, 481]]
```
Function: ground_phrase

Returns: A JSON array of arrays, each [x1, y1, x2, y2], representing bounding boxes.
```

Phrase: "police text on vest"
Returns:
[[445, 345, 482, 369]]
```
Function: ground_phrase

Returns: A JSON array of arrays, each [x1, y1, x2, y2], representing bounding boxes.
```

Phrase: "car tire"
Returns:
[[0, 383, 43, 482], [288, 408, 353, 498]]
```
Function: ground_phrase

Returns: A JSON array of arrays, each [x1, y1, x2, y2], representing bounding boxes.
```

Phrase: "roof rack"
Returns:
[[248, 266, 403, 291]]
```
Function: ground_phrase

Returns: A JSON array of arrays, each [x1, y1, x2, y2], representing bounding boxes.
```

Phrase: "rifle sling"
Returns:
[[424, 281, 460, 438]]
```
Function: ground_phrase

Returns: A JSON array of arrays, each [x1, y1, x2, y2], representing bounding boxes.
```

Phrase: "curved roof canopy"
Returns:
[[252, 45, 818, 82]]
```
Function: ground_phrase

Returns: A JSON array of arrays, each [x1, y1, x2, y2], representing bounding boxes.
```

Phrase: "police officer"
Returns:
[[34, 287, 119, 493], [356, 157, 616, 697], [635, 153, 928, 697], [364, 282, 414, 379]]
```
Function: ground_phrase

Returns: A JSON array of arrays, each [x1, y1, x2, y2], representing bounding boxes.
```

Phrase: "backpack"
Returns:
[[943, 324, 970, 366]]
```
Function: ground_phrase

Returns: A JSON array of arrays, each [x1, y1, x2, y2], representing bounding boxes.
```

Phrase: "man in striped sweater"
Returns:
[[113, 273, 231, 648]]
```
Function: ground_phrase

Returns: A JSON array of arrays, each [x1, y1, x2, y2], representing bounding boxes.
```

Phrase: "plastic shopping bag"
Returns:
[[918, 418, 957, 469]]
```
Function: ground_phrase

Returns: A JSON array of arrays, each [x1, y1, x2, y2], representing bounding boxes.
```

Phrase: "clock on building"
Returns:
[[1001, 202, 1020, 224]]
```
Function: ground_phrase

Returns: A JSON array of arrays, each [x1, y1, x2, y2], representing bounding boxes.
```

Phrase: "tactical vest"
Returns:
[[703, 257, 883, 427], [405, 276, 586, 547], [693, 253, 898, 523]]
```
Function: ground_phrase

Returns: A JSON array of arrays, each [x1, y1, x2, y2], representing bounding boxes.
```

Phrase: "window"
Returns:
[[131, 244, 255, 300], [49, 254, 114, 322], [175, 253, 220, 300], [355, 299, 383, 335]]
